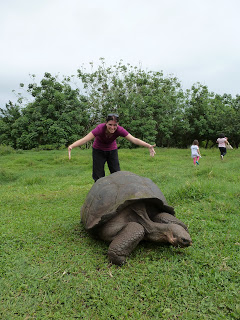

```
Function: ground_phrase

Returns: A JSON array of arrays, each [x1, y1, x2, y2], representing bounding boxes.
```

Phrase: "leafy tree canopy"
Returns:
[[0, 59, 239, 149]]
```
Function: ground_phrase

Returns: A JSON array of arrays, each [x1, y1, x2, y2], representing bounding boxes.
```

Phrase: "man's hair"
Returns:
[[106, 113, 119, 122]]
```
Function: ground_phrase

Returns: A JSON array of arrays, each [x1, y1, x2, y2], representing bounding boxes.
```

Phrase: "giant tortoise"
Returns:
[[81, 171, 192, 265]]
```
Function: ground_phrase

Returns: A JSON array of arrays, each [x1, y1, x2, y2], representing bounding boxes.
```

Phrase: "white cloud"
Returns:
[[1, 0, 240, 107]]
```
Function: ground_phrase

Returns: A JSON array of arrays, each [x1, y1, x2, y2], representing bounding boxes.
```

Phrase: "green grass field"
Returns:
[[0, 146, 239, 319]]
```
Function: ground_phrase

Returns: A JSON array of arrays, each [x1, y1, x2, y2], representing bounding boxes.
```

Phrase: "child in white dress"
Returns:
[[191, 140, 201, 166]]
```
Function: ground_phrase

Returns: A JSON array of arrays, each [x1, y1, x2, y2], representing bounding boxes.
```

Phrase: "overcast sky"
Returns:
[[1, 0, 240, 107]]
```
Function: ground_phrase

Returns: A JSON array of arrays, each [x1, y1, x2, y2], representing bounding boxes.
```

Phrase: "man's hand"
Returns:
[[68, 146, 72, 160], [149, 145, 156, 157]]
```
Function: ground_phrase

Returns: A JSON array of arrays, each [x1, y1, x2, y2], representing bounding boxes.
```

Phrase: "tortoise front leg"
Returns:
[[108, 222, 145, 265]]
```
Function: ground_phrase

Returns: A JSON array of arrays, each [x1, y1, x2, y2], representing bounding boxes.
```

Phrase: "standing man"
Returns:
[[68, 113, 156, 181]]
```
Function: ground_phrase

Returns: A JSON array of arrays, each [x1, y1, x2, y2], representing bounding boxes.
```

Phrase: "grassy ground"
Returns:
[[0, 146, 239, 319]]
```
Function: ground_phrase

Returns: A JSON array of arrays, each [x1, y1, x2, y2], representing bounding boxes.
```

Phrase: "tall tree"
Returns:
[[228, 94, 240, 148], [0, 101, 22, 148], [77, 59, 185, 147], [184, 83, 216, 147], [11, 73, 90, 149]]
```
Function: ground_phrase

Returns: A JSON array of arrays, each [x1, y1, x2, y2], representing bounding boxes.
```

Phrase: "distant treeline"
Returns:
[[0, 59, 239, 150]]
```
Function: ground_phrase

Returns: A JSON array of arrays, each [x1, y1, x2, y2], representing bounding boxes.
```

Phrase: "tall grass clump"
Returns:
[[0, 144, 15, 155], [0, 147, 239, 319]]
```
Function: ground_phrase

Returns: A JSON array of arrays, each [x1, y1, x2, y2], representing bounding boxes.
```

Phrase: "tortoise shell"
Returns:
[[81, 171, 175, 230]]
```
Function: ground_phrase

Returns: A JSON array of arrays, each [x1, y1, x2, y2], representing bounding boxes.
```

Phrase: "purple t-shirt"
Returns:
[[92, 123, 129, 151]]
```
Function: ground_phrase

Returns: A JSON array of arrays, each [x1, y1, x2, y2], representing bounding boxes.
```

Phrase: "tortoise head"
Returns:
[[166, 224, 192, 248]]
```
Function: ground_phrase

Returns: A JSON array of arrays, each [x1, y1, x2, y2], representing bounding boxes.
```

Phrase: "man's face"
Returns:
[[106, 120, 118, 134]]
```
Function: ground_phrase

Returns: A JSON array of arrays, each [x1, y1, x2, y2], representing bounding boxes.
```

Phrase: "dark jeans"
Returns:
[[92, 148, 120, 182], [219, 147, 227, 156]]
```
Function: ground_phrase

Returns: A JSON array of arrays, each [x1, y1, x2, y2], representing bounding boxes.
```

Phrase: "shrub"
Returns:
[[0, 144, 15, 155]]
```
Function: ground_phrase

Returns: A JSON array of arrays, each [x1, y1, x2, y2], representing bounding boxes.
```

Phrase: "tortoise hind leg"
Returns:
[[152, 212, 189, 232], [108, 222, 145, 265]]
